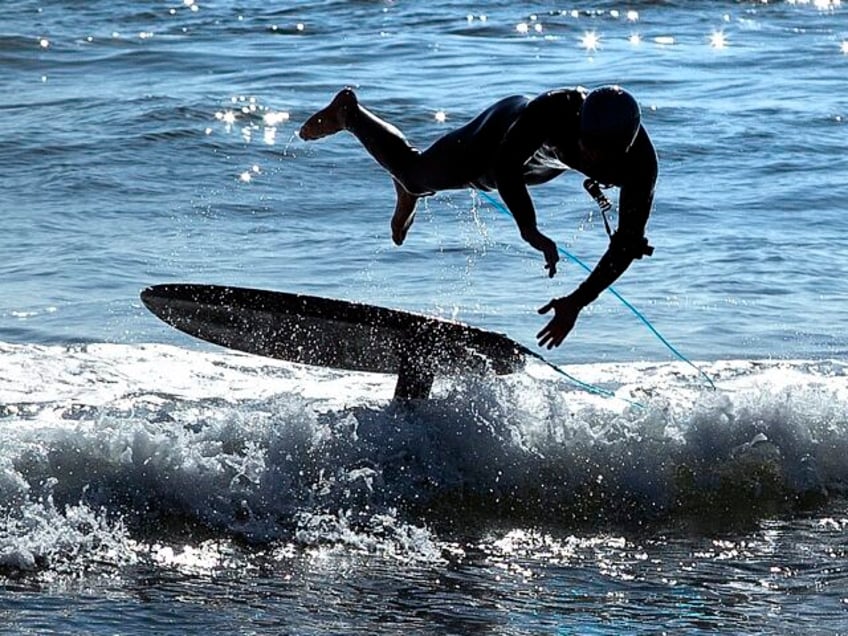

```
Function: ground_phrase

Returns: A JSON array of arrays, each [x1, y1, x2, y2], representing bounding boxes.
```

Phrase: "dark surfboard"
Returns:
[[140, 284, 532, 400]]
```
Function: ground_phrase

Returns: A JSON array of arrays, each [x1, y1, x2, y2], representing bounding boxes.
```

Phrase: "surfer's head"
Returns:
[[579, 85, 641, 155]]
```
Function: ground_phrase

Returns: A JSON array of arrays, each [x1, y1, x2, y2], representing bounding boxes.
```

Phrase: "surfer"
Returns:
[[299, 86, 657, 348]]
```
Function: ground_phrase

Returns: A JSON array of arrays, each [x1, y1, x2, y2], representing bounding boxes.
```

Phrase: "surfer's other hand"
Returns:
[[542, 239, 559, 278], [536, 295, 581, 349], [522, 229, 559, 277]]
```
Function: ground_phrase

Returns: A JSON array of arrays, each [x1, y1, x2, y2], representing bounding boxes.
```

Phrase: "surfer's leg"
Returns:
[[299, 88, 356, 140], [299, 91, 527, 241], [301, 89, 433, 243], [390, 179, 420, 246], [335, 92, 531, 193], [409, 95, 531, 191], [300, 88, 431, 193]]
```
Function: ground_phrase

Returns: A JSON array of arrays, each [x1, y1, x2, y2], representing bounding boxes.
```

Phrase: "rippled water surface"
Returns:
[[2, 1, 848, 633]]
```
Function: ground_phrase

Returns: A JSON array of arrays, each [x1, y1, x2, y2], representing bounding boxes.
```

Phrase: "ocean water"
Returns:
[[2, 0, 848, 633]]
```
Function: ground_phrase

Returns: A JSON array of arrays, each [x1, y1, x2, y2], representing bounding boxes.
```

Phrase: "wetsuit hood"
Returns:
[[579, 85, 641, 153]]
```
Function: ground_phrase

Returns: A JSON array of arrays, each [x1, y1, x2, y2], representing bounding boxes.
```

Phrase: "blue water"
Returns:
[[2, 1, 848, 634]]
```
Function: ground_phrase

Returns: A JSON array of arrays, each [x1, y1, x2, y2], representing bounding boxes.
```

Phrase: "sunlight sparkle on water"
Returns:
[[434, 110, 447, 123], [710, 31, 728, 49], [580, 31, 600, 52], [152, 542, 224, 576], [842, 40, 848, 54], [516, 22, 542, 35], [263, 111, 289, 126], [239, 165, 260, 183], [216, 110, 237, 125], [786, 0, 842, 6]]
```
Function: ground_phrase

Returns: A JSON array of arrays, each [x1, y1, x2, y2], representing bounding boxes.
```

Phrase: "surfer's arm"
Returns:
[[571, 185, 654, 306], [573, 134, 657, 306], [493, 96, 561, 277], [537, 190, 653, 348], [537, 137, 657, 349]]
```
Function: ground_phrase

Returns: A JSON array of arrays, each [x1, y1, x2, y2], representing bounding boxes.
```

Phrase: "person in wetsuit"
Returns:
[[299, 85, 657, 349]]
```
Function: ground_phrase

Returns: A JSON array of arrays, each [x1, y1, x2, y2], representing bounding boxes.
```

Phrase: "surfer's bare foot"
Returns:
[[391, 181, 419, 246], [299, 88, 358, 140]]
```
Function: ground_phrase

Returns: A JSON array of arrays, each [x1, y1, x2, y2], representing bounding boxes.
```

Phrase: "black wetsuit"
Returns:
[[309, 86, 659, 347], [351, 88, 656, 243]]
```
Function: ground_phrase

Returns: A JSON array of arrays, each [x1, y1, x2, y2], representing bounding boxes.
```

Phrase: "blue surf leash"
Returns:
[[477, 189, 716, 394], [520, 346, 648, 409]]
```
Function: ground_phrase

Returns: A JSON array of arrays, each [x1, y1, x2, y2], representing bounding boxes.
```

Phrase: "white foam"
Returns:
[[2, 341, 847, 575], [0, 341, 393, 407]]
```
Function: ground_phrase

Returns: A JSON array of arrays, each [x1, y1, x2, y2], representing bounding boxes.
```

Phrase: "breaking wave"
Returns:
[[2, 342, 847, 577]]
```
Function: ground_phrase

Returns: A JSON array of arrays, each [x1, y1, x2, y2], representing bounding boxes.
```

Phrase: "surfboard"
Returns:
[[140, 284, 533, 400]]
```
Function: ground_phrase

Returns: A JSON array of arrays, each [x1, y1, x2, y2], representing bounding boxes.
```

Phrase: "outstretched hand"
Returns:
[[537, 295, 582, 349]]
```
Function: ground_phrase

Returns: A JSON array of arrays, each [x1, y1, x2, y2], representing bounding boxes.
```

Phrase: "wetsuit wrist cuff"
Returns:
[[611, 232, 654, 259]]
